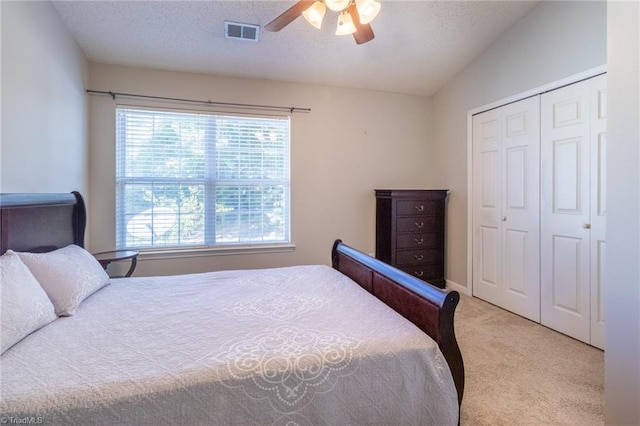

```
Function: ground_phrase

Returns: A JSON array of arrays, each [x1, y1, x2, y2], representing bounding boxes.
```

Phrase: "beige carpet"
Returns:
[[455, 295, 604, 426]]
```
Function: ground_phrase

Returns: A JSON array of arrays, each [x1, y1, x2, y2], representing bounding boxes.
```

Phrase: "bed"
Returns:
[[0, 192, 464, 425]]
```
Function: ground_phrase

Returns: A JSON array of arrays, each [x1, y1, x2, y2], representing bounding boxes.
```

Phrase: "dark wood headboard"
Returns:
[[0, 191, 86, 254]]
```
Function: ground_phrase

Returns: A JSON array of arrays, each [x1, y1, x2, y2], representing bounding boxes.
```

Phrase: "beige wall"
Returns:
[[431, 1, 607, 291], [605, 2, 640, 423], [88, 63, 434, 275], [0, 1, 88, 194]]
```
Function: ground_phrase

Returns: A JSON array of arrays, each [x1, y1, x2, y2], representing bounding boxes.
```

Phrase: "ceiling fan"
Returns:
[[264, 0, 381, 45]]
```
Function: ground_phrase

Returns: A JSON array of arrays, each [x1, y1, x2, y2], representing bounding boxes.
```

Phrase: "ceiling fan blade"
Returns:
[[264, 0, 315, 32], [348, 4, 375, 45], [353, 22, 375, 44]]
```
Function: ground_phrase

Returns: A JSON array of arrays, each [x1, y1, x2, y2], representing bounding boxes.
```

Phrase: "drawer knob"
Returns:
[[415, 238, 424, 245], [415, 222, 424, 229], [414, 254, 424, 261], [415, 205, 425, 212], [414, 271, 424, 277]]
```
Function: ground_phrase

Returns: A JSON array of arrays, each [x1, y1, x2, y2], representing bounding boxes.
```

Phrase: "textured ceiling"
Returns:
[[52, 0, 539, 96]]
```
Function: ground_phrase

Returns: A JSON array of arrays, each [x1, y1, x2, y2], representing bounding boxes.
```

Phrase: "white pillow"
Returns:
[[12, 245, 110, 316], [1, 251, 57, 354]]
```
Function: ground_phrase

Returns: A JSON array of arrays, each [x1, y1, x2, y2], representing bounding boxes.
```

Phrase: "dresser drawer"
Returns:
[[396, 232, 440, 249], [396, 200, 442, 216], [396, 248, 442, 265], [397, 216, 443, 233], [397, 264, 443, 281]]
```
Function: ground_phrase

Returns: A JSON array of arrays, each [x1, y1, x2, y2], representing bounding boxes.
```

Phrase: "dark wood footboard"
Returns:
[[332, 239, 465, 406]]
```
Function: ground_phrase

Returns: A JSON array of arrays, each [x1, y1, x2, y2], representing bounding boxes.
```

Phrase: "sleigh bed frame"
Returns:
[[0, 191, 464, 406]]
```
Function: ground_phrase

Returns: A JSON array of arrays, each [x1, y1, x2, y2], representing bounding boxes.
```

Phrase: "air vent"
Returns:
[[224, 21, 260, 42]]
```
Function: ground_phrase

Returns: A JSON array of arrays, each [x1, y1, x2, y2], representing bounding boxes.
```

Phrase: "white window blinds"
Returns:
[[115, 107, 290, 250]]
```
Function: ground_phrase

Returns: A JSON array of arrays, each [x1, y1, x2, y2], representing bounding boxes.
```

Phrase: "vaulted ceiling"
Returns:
[[52, 1, 539, 96]]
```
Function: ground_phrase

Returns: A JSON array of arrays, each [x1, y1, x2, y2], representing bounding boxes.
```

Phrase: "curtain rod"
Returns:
[[85, 89, 311, 114]]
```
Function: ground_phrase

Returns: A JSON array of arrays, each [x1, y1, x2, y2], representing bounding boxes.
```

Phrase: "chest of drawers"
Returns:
[[375, 189, 448, 288]]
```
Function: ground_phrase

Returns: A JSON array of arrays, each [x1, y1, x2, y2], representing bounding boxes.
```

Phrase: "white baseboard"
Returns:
[[446, 279, 472, 296]]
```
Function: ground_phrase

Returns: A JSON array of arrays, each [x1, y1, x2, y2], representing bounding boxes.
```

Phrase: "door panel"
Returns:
[[473, 110, 502, 304], [550, 235, 583, 313], [591, 239, 606, 349], [541, 79, 591, 344], [553, 138, 582, 213], [481, 151, 499, 208], [505, 229, 527, 295], [473, 97, 540, 321], [500, 97, 540, 322], [506, 147, 526, 209], [480, 226, 499, 286], [553, 97, 584, 128], [590, 74, 607, 349]]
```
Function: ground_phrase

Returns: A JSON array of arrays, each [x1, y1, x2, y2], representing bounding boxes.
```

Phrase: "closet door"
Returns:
[[499, 98, 541, 321], [540, 79, 592, 343], [473, 96, 540, 322], [589, 74, 607, 350], [472, 108, 502, 306]]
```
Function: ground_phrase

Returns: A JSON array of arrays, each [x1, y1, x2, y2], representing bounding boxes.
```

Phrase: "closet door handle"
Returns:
[[501, 216, 507, 222], [582, 223, 591, 229]]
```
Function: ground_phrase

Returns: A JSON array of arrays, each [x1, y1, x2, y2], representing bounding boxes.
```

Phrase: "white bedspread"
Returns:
[[0, 265, 458, 425]]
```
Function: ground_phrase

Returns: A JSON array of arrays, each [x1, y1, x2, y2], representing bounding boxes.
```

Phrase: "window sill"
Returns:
[[137, 244, 296, 261]]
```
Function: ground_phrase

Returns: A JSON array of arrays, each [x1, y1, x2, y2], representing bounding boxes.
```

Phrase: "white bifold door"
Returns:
[[472, 96, 541, 322], [471, 74, 606, 349], [540, 75, 607, 349]]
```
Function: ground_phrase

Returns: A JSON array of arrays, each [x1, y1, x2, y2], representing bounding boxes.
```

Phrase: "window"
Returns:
[[115, 107, 290, 251]]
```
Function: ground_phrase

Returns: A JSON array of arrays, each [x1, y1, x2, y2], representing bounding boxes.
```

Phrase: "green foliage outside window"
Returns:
[[116, 108, 290, 250]]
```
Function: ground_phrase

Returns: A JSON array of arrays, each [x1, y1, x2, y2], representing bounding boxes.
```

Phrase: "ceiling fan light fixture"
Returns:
[[335, 11, 357, 35], [302, 1, 327, 29], [355, 0, 381, 24], [325, 0, 351, 12], [264, 0, 375, 44]]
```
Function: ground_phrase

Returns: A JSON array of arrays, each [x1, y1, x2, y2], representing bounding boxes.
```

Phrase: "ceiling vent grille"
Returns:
[[224, 21, 260, 42]]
